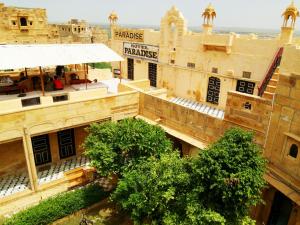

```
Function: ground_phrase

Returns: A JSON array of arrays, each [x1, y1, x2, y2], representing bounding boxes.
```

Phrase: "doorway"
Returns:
[[267, 191, 293, 225], [57, 128, 76, 159], [148, 63, 157, 87], [32, 134, 52, 166], [127, 58, 134, 80]]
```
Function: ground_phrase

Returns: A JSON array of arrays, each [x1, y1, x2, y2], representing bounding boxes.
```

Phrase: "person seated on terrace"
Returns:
[[55, 65, 65, 79], [44, 73, 54, 91], [53, 76, 64, 90], [18, 72, 27, 83]]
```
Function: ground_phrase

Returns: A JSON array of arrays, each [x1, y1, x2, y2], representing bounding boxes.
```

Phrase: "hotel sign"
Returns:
[[123, 42, 159, 62], [113, 28, 144, 42]]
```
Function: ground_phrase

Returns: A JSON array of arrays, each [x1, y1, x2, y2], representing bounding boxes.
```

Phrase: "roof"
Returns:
[[0, 44, 123, 70]]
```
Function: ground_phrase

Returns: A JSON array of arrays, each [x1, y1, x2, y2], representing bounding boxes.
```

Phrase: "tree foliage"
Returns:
[[110, 127, 266, 225], [84, 118, 173, 177], [190, 127, 267, 224]]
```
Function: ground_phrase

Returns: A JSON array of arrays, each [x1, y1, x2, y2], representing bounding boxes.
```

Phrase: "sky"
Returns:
[[1, 0, 300, 31]]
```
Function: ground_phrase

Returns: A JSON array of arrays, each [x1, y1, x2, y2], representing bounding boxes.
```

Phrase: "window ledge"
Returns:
[[285, 132, 300, 143]]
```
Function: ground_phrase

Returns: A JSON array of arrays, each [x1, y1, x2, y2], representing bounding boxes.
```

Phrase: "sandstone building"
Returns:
[[0, 2, 300, 225], [0, 2, 108, 44], [109, 3, 300, 224]]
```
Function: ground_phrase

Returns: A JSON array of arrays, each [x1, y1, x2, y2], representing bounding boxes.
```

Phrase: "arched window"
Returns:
[[289, 144, 298, 158], [20, 17, 27, 26]]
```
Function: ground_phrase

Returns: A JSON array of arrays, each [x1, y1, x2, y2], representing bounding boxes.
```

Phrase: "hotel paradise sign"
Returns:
[[114, 28, 144, 42], [123, 42, 159, 62]]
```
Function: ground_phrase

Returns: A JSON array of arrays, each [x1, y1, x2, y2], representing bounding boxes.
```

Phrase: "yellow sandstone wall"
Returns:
[[139, 91, 272, 146], [74, 126, 88, 155], [265, 72, 300, 180], [0, 91, 139, 144], [0, 140, 27, 176]]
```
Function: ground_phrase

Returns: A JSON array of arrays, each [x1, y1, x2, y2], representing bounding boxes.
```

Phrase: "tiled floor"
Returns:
[[169, 97, 225, 119], [0, 173, 30, 198], [37, 156, 90, 185], [0, 156, 90, 198]]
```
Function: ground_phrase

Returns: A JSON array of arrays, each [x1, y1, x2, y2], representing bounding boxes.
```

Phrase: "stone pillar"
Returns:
[[202, 24, 213, 35], [280, 27, 294, 44], [22, 128, 38, 191]]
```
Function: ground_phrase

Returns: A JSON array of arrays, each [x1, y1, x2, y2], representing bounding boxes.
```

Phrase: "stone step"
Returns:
[[68, 177, 85, 188], [269, 78, 278, 86], [65, 168, 84, 179], [266, 85, 277, 93], [65, 168, 86, 188], [272, 72, 279, 80], [262, 91, 274, 100]]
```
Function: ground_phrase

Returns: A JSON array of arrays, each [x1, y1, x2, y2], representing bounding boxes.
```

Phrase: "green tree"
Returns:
[[112, 152, 226, 225], [190, 127, 267, 224], [110, 128, 266, 225], [84, 118, 172, 177]]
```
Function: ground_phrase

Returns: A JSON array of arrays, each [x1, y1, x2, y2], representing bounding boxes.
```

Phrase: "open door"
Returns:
[[267, 191, 293, 225]]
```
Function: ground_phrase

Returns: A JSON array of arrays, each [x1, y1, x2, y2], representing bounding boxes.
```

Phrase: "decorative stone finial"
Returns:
[[202, 3, 216, 26], [282, 1, 299, 28]]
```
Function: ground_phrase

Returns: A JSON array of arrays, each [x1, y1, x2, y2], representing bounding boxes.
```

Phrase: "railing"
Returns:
[[258, 47, 284, 97]]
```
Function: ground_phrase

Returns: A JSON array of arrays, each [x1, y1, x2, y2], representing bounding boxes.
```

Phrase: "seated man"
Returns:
[[53, 76, 64, 90], [18, 72, 27, 82]]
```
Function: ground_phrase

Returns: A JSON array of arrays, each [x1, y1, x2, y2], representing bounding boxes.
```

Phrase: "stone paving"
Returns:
[[0, 155, 90, 198]]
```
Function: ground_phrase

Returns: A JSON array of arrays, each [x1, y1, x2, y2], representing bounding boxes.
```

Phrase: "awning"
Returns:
[[0, 44, 123, 70]]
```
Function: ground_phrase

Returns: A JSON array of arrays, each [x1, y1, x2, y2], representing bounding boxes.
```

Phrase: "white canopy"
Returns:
[[0, 44, 123, 70]]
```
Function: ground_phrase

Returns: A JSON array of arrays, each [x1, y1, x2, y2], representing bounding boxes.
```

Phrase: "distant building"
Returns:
[[0, 2, 108, 44]]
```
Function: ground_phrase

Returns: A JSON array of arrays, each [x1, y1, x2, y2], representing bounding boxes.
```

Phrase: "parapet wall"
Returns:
[[139, 91, 272, 146], [0, 91, 139, 143], [139, 92, 223, 144], [225, 91, 273, 145]]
